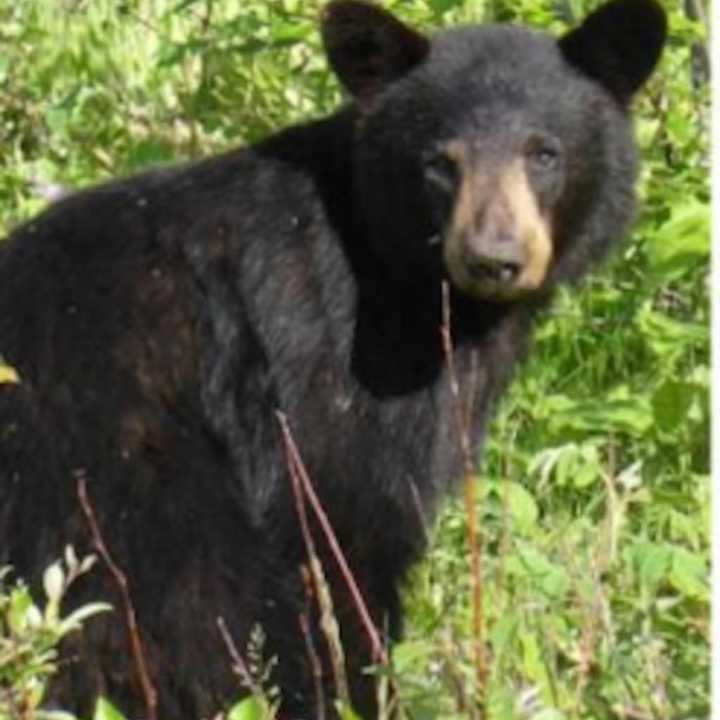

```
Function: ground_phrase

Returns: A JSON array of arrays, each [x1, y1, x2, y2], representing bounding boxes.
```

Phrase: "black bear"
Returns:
[[0, 1, 665, 718]]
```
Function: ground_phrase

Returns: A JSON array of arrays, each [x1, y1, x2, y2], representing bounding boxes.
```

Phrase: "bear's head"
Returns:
[[322, 0, 666, 301]]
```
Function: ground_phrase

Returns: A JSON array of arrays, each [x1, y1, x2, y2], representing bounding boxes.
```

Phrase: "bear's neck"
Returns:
[[352, 273, 535, 397]]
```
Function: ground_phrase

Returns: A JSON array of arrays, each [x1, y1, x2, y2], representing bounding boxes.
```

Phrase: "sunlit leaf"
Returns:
[[0, 362, 20, 384], [227, 696, 269, 720], [646, 203, 710, 277], [93, 697, 126, 720]]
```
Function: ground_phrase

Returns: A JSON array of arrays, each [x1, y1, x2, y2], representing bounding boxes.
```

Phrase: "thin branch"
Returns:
[[440, 281, 486, 702], [440, 283, 474, 477], [276, 412, 388, 667], [281, 419, 350, 706], [76, 472, 158, 720]]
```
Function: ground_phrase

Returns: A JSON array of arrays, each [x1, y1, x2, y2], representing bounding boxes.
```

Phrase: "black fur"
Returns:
[[0, 2, 665, 718]]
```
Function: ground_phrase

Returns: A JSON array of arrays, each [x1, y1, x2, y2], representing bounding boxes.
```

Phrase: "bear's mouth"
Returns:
[[436, 150, 554, 301], [443, 222, 552, 301]]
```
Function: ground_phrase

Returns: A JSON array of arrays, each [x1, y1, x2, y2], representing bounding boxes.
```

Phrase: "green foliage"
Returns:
[[0, 0, 708, 718], [92, 698, 126, 720], [226, 696, 273, 720], [0, 548, 111, 720]]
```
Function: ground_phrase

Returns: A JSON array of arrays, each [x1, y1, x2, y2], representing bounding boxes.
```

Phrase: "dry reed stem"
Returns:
[[278, 412, 350, 705], [76, 472, 158, 720], [440, 280, 486, 698], [277, 411, 388, 667]]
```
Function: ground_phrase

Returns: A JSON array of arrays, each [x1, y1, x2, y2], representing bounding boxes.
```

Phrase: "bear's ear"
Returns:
[[558, 0, 666, 104], [321, 1, 430, 110]]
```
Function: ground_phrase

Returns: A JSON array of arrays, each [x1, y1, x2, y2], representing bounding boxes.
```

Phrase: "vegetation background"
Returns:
[[0, 1, 709, 719]]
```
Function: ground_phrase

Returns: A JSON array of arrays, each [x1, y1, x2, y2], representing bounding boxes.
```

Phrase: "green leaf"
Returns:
[[58, 602, 113, 637], [651, 381, 697, 430], [0, 361, 20, 384], [646, 202, 710, 277], [429, 0, 465, 14], [268, 22, 312, 44], [486, 685, 516, 720], [227, 696, 272, 720], [125, 140, 175, 171], [520, 633, 546, 684], [391, 639, 432, 672], [635, 542, 672, 593], [504, 481, 538, 534], [507, 546, 570, 600], [335, 702, 363, 720], [7, 585, 34, 633], [93, 697, 127, 720], [636, 306, 708, 358], [548, 389, 653, 437], [668, 547, 709, 601], [490, 612, 519, 657], [529, 443, 601, 488]]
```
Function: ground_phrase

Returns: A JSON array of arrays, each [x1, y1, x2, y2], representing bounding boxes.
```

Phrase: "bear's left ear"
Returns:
[[559, 0, 667, 104], [321, 1, 430, 110]]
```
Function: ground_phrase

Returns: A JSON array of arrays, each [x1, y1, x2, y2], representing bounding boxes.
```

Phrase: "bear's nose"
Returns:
[[463, 243, 523, 286], [467, 256, 521, 284]]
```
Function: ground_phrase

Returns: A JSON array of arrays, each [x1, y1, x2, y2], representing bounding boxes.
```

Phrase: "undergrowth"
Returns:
[[0, 1, 709, 718]]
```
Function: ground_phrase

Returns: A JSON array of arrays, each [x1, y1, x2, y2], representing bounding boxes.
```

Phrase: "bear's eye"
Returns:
[[527, 143, 561, 171], [423, 152, 459, 193]]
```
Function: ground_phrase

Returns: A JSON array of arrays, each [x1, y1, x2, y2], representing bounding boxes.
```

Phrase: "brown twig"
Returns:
[[440, 283, 473, 471], [440, 281, 486, 699], [276, 412, 388, 668], [76, 472, 158, 720], [280, 417, 350, 706]]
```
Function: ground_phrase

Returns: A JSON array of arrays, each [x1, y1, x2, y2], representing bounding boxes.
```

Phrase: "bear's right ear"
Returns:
[[559, 0, 666, 105], [321, 1, 430, 110]]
